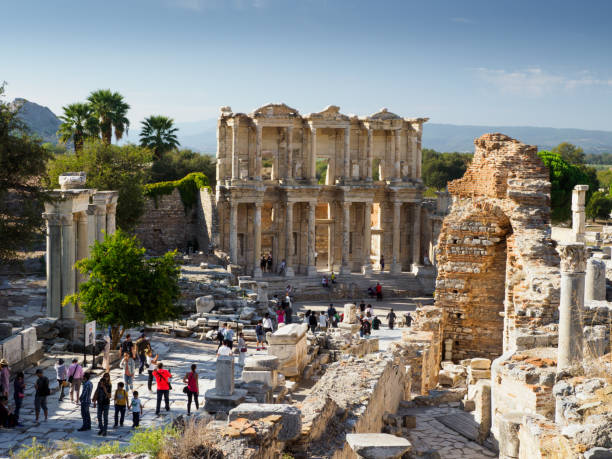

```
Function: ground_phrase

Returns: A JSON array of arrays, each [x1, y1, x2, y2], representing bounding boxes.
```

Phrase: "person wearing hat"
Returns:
[[0, 359, 9, 399]]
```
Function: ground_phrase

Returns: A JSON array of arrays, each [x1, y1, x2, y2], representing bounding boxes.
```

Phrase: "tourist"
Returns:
[[120, 352, 135, 392], [330, 271, 336, 284], [285, 297, 293, 324], [135, 333, 150, 375], [217, 339, 233, 358], [276, 306, 285, 325], [223, 323, 235, 349], [318, 311, 328, 331], [266, 254, 273, 272], [260, 254, 267, 273], [92, 372, 111, 436], [359, 301, 366, 313], [113, 381, 129, 428], [367, 286, 375, 298], [68, 358, 84, 404], [375, 282, 382, 301], [308, 311, 318, 334], [153, 362, 172, 416], [13, 372, 24, 426], [183, 364, 199, 415], [304, 309, 311, 324], [405, 312, 413, 327], [366, 304, 374, 317], [359, 315, 371, 338], [321, 277, 329, 288], [263, 313, 274, 337], [77, 372, 93, 431], [216, 324, 227, 349], [34, 368, 49, 422], [237, 333, 247, 366], [54, 358, 67, 402], [255, 320, 265, 351], [120, 334, 134, 359], [285, 284, 292, 297], [130, 391, 143, 428], [0, 396, 16, 428], [279, 259, 286, 275], [0, 359, 9, 398], [146, 350, 159, 391], [372, 316, 381, 330], [387, 308, 397, 330], [327, 304, 338, 327], [380, 255, 385, 271]]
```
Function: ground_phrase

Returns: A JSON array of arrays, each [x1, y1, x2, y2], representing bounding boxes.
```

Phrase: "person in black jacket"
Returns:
[[93, 373, 112, 436], [308, 311, 318, 334]]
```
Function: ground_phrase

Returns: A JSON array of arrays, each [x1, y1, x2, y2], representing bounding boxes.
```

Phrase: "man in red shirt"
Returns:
[[153, 362, 172, 416]]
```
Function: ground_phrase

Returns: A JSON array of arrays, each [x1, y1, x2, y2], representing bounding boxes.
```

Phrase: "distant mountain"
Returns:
[[12, 98, 61, 144]]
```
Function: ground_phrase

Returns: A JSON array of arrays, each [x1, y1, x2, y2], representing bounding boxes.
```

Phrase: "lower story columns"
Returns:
[[412, 202, 422, 271], [284, 202, 295, 277], [229, 202, 238, 264], [306, 202, 317, 276], [253, 203, 262, 278], [340, 202, 351, 275], [362, 202, 373, 274], [44, 213, 62, 318], [390, 201, 402, 274]]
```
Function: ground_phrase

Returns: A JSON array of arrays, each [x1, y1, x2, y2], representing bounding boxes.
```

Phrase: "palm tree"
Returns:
[[57, 103, 99, 153], [139, 115, 180, 160], [87, 89, 130, 144]]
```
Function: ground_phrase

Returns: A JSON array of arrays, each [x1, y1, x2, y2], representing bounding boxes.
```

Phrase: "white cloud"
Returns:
[[476, 67, 612, 97]]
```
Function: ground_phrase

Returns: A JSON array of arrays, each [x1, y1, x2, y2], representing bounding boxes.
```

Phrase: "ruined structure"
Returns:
[[215, 104, 428, 277]]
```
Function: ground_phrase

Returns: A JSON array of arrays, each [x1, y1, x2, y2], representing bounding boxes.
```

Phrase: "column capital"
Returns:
[[75, 211, 88, 223], [254, 201, 263, 209], [60, 214, 74, 226], [342, 201, 351, 209], [557, 243, 586, 273], [43, 213, 62, 225]]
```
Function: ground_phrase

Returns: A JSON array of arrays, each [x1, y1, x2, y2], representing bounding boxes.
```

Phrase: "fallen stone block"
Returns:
[[584, 447, 612, 459], [241, 370, 277, 387], [228, 403, 301, 441], [470, 358, 491, 370], [196, 295, 215, 313], [244, 355, 279, 371], [402, 414, 416, 428], [0, 323, 12, 340], [346, 433, 411, 459], [460, 399, 475, 412]]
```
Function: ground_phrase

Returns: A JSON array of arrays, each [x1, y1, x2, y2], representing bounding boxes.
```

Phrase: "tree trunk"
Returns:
[[111, 325, 125, 350]]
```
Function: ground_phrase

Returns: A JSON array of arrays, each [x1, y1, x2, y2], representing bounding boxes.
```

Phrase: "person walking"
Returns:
[[77, 372, 93, 431], [217, 339, 233, 358], [375, 282, 383, 302], [366, 304, 374, 317], [13, 372, 25, 426], [223, 323, 235, 349], [146, 350, 159, 391], [327, 304, 338, 328], [34, 368, 49, 422], [103, 335, 111, 373], [260, 255, 267, 273], [237, 333, 247, 366], [330, 271, 336, 284], [262, 313, 273, 336], [120, 334, 134, 359], [120, 352, 135, 392], [279, 259, 286, 275], [255, 320, 265, 351], [113, 381, 129, 428], [276, 306, 285, 325], [266, 254, 273, 272], [0, 359, 10, 398], [318, 311, 328, 331], [130, 391, 143, 428], [386, 308, 397, 330], [153, 362, 172, 416], [93, 372, 111, 436], [380, 255, 385, 272], [54, 359, 67, 401], [183, 364, 199, 416], [216, 324, 227, 350], [406, 312, 413, 327], [284, 296, 293, 324], [135, 333, 150, 375], [308, 311, 318, 334], [68, 358, 83, 404]]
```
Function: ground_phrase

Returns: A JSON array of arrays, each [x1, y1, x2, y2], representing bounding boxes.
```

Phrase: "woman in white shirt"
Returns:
[[217, 340, 233, 358], [146, 350, 159, 392]]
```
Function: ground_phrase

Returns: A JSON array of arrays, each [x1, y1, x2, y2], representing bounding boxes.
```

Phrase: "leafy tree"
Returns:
[[149, 149, 216, 187], [47, 140, 152, 230], [538, 150, 597, 222], [140, 115, 180, 160], [57, 102, 99, 153], [585, 152, 612, 165], [421, 149, 471, 190], [586, 191, 612, 221], [552, 142, 585, 165], [0, 83, 52, 263], [64, 230, 180, 348], [88, 89, 130, 144], [42, 142, 69, 155], [597, 168, 612, 190]]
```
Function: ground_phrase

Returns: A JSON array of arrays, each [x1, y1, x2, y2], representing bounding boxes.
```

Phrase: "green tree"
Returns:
[[149, 149, 216, 187], [64, 230, 180, 348], [421, 149, 471, 190], [88, 89, 130, 144], [47, 140, 152, 230], [552, 142, 585, 165], [597, 168, 612, 190], [140, 115, 180, 160], [586, 191, 612, 221], [57, 102, 99, 152], [0, 83, 52, 263]]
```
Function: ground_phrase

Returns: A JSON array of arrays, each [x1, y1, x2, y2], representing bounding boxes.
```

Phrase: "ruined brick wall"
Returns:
[[435, 134, 560, 362], [199, 189, 216, 249]]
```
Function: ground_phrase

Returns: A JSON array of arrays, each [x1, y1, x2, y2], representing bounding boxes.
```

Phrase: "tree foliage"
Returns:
[[64, 230, 181, 348], [421, 149, 471, 190], [586, 191, 612, 221], [144, 172, 209, 210], [149, 149, 216, 187], [0, 83, 52, 263], [552, 142, 585, 165], [597, 168, 612, 191], [140, 115, 180, 160], [87, 89, 130, 144], [47, 140, 152, 230], [58, 102, 99, 152]]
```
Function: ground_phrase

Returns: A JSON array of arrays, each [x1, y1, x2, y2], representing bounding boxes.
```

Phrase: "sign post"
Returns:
[[85, 320, 96, 369]]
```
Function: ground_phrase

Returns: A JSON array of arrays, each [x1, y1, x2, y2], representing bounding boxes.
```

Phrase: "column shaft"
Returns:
[[391, 201, 401, 274], [284, 202, 295, 277], [412, 203, 422, 269], [306, 202, 317, 276], [310, 127, 317, 182], [106, 202, 117, 235], [344, 127, 350, 181], [45, 214, 62, 318], [286, 126, 293, 180], [229, 202, 238, 264], [61, 215, 76, 319], [255, 124, 262, 180], [394, 130, 401, 179], [231, 120, 239, 180], [95, 206, 107, 242], [253, 203, 262, 277], [362, 202, 373, 274], [366, 129, 373, 181], [76, 213, 89, 289], [340, 202, 351, 275]]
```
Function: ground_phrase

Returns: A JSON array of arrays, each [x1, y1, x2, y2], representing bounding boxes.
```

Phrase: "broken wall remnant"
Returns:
[[434, 134, 560, 361]]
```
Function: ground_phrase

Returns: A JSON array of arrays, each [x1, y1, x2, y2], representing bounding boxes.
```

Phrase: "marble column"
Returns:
[[86, 205, 97, 249], [556, 243, 586, 372], [286, 126, 293, 180], [391, 201, 401, 274], [76, 212, 89, 289], [344, 127, 350, 181], [412, 202, 422, 270], [306, 201, 317, 276], [255, 124, 262, 181], [310, 126, 317, 183], [284, 202, 295, 277], [340, 202, 351, 275], [44, 213, 62, 318], [585, 258, 606, 301], [95, 204, 107, 242], [366, 128, 373, 181], [231, 119, 239, 181], [253, 203, 262, 277], [60, 214, 76, 319], [362, 202, 373, 274], [572, 185, 588, 242], [394, 130, 401, 180], [229, 202, 238, 264], [106, 201, 117, 235]]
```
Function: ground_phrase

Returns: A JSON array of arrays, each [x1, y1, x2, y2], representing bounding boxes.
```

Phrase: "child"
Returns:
[[113, 381, 129, 428], [255, 320, 265, 351], [129, 391, 142, 428]]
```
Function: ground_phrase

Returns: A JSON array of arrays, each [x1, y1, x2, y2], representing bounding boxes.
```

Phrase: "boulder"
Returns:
[[196, 295, 215, 314], [244, 355, 280, 371], [31, 317, 58, 338], [239, 307, 256, 320], [584, 447, 612, 459], [228, 403, 301, 441]]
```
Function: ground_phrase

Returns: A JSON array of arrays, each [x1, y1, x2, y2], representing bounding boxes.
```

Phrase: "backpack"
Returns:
[[38, 377, 50, 396], [95, 384, 109, 404]]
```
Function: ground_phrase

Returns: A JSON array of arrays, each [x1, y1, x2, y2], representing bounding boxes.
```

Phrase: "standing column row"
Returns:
[[390, 201, 401, 274], [340, 202, 351, 275]]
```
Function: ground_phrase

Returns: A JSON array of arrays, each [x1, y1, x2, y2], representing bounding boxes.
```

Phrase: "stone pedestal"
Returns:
[[344, 303, 357, 323], [204, 356, 247, 412], [572, 185, 588, 243], [266, 323, 308, 377], [585, 258, 606, 301], [241, 355, 280, 387]]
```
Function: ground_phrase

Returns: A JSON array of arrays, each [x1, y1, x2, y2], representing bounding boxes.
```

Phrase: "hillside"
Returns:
[[12, 98, 61, 144]]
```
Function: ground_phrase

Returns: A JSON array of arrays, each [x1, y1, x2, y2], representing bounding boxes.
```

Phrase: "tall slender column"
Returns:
[[255, 124, 263, 181], [253, 203, 262, 277], [412, 202, 422, 270], [366, 128, 373, 181], [572, 185, 588, 242], [340, 202, 351, 275], [229, 202, 238, 264], [306, 202, 317, 276], [286, 126, 293, 180], [284, 202, 295, 277], [344, 127, 350, 181], [231, 119, 239, 181], [44, 213, 62, 318], [391, 201, 401, 274], [76, 212, 89, 289], [86, 205, 97, 249], [60, 214, 76, 319], [106, 201, 117, 235], [362, 202, 373, 274], [310, 126, 317, 183], [556, 243, 586, 372], [394, 130, 401, 180]]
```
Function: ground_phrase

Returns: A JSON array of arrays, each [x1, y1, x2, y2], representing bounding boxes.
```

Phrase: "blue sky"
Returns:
[[2, 0, 611, 130]]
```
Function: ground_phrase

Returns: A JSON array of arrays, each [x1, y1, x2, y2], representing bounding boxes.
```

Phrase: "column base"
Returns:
[[411, 264, 426, 275], [340, 264, 351, 275], [306, 265, 317, 276], [390, 263, 402, 274], [361, 264, 373, 275], [253, 266, 262, 278], [284, 267, 295, 278]]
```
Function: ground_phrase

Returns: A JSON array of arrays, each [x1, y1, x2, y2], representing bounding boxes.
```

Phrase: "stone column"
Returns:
[[557, 243, 586, 372], [60, 214, 76, 319], [106, 201, 117, 235], [306, 201, 317, 276], [44, 213, 62, 318], [284, 202, 295, 277], [76, 212, 89, 288], [572, 185, 588, 242], [344, 127, 350, 181], [253, 203, 262, 277], [391, 201, 401, 274], [231, 119, 239, 181], [362, 202, 373, 274], [286, 126, 293, 180], [394, 130, 401, 180], [86, 205, 97, 249], [412, 202, 422, 270], [94, 204, 107, 242], [366, 128, 373, 181], [255, 124, 262, 181], [229, 202, 238, 264], [340, 202, 351, 275], [310, 126, 317, 183], [585, 257, 606, 301]]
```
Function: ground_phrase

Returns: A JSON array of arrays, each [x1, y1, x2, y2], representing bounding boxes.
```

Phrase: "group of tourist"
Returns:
[[321, 271, 336, 288], [367, 282, 383, 301], [259, 253, 273, 273]]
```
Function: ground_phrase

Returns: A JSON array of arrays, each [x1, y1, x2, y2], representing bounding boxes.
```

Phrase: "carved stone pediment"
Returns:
[[251, 103, 300, 118], [306, 105, 350, 122], [368, 107, 401, 121]]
